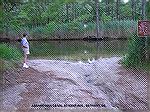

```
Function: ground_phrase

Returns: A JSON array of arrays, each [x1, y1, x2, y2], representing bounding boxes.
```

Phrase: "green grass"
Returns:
[[0, 43, 22, 60], [142, 62, 150, 71], [122, 34, 150, 71], [0, 43, 23, 72]]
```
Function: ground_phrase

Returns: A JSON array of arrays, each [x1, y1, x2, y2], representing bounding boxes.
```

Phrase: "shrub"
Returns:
[[122, 34, 146, 68], [67, 21, 84, 33], [103, 20, 137, 31], [84, 22, 96, 31], [31, 26, 46, 38]]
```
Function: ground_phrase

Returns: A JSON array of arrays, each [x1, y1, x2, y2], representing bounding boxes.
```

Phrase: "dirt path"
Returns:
[[1, 57, 149, 112]]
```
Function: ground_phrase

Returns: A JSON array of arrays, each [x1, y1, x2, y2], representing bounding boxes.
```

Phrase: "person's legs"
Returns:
[[23, 53, 29, 68], [23, 53, 27, 64]]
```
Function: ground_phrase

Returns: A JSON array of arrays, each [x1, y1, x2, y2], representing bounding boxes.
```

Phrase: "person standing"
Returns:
[[21, 33, 30, 68]]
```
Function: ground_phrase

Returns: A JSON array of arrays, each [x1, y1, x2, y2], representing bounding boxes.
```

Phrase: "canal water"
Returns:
[[26, 40, 127, 61], [6, 40, 128, 61]]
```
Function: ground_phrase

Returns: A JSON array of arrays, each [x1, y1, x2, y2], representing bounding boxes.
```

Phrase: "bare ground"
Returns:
[[1, 57, 149, 112]]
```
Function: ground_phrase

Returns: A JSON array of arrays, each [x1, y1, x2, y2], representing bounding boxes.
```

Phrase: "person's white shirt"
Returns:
[[21, 37, 29, 49]]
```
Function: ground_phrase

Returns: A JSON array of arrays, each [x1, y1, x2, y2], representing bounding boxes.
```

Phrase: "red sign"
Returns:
[[138, 20, 150, 36]]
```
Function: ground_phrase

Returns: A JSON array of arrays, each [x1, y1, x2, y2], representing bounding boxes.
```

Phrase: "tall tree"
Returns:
[[95, 0, 100, 38], [116, 0, 120, 20], [105, 0, 110, 15], [141, 0, 146, 20], [131, 0, 136, 20]]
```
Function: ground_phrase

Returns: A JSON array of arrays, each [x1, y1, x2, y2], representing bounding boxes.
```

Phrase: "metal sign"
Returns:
[[138, 20, 150, 37]]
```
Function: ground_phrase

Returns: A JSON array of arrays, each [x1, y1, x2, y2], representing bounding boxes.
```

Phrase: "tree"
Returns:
[[116, 0, 120, 20], [1, 0, 147, 39], [95, 0, 100, 38], [131, 0, 136, 20]]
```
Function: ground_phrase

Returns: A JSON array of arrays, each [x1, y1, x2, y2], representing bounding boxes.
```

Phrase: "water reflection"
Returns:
[[29, 40, 127, 61]]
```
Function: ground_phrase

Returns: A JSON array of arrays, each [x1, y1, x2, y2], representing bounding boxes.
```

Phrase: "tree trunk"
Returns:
[[116, 0, 120, 20], [74, 2, 77, 20], [141, 0, 146, 20], [95, 0, 100, 39], [131, 0, 136, 20], [66, 4, 69, 22], [105, 0, 110, 15]]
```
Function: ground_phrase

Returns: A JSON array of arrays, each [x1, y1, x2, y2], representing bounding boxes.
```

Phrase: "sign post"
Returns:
[[138, 21, 150, 37], [138, 20, 150, 60]]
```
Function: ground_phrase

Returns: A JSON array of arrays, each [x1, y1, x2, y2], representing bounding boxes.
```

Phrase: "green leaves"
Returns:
[[76, 14, 93, 22], [46, 22, 59, 34], [63, 0, 76, 4], [101, 13, 112, 22], [1, 0, 150, 39]]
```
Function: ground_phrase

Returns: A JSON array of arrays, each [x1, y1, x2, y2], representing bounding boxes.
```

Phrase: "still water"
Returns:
[[27, 40, 127, 61]]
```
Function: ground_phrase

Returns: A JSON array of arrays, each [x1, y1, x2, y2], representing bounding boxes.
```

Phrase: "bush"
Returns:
[[122, 34, 146, 68], [31, 21, 86, 38], [22, 20, 138, 39], [67, 21, 84, 33], [0, 43, 22, 60], [31, 22, 63, 38], [103, 20, 137, 31], [31, 26, 46, 38], [84, 22, 96, 31]]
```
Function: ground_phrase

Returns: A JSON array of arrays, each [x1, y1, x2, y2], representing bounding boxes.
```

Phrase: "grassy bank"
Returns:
[[122, 34, 150, 71], [0, 43, 22, 72]]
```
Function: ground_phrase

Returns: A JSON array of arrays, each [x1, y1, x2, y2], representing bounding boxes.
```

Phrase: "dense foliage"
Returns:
[[122, 0, 150, 69], [1, 0, 149, 38]]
